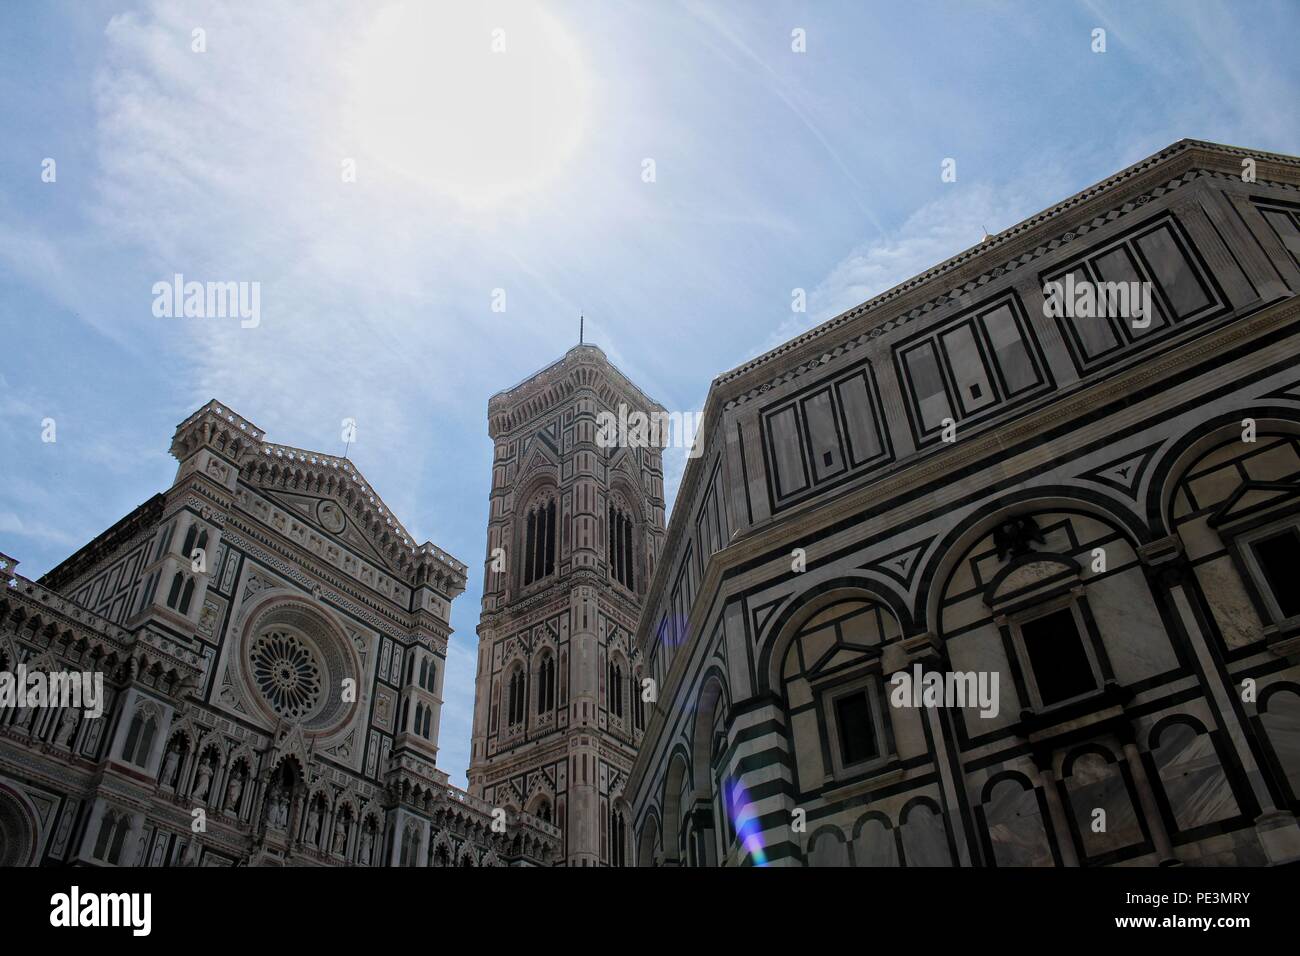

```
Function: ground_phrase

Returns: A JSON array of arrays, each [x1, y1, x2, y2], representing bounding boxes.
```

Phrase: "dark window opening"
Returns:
[[834, 691, 877, 766], [523, 497, 556, 587], [1253, 529, 1300, 619], [1021, 608, 1097, 706], [609, 504, 635, 591]]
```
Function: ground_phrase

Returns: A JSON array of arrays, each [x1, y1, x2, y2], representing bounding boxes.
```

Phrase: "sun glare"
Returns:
[[348, 2, 590, 206]]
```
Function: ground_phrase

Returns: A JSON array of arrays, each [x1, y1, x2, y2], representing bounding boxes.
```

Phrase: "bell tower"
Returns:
[[468, 344, 665, 866]]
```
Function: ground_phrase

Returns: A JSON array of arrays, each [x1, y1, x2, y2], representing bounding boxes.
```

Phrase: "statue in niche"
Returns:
[[333, 815, 349, 854], [358, 823, 373, 864], [271, 786, 290, 829], [264, 781, 283, 827], [225, 769, 245, 812], [192, 755, 214, 802], [308, 802, 324, 846], [160, 746, 179, 787], [56, 708, 79, 749]]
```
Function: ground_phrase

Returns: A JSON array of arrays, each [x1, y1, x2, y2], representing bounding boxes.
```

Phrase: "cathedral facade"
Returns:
[[467, 345, 666, 865], [624, 139, 1300, 867], [0, 401, 559, 866]]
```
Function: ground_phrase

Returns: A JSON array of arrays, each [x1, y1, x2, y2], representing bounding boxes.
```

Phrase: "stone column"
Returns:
[[1119, 736, 1176, 864], [1033, 754, 1079, 867]]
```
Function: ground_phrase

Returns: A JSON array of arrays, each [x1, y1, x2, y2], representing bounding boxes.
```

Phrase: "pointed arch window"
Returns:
[[633, 670, 645, 732], [166, 572, 184, 609], [523, 495, 557, 587], [122, 705, 157, 768], [94, 810, 134, 864], [400, 825, 421, 867], [607, 660, 625, 718], [608, 503, 635, 591], [93, 811, 117, 859], [179, 577, 195, 615], [608, 806, 627, 866], [537, 653, 556, 714], [507, 667, 526, 727]]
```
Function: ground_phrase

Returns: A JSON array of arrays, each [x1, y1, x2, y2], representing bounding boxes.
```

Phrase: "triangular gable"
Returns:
[[607, 446, 648, 501], [517, 435, 560, 478], [244, 439, 455, 579]]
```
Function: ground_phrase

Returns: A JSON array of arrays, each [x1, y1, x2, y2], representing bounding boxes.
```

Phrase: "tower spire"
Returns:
[[579, 312, 584, 344]]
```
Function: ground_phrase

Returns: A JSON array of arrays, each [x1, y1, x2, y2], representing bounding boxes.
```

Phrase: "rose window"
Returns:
[[251, 630, 324, 720], [241, 602, 357, 732]]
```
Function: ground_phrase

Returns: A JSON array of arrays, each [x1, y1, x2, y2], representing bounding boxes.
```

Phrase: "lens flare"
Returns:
[[725, 778, 768, 867]]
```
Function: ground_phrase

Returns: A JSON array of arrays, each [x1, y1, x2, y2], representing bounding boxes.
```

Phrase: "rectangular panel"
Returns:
[[981, 304, 1039, 395], [1055, 267, 1118, 360], [1093, 246, 1167, 337], [801, 388, 846, 483], [765, 405, 809, 499], [1261, 208, 1300, 267], [1135, 224, 1212, 318], [903, 341, 953, 432], [940, 322, 996, 415], [835, 372, 883, 466]]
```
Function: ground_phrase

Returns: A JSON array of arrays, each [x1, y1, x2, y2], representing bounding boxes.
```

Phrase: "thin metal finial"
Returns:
[[579, 313, 584, 344]]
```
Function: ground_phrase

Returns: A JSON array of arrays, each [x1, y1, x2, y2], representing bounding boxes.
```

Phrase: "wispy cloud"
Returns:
[[0, 511, 88, 550], [3, 0, 1298, 791]]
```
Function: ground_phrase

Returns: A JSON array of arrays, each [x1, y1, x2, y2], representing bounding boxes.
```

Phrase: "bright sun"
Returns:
[[349, 2, 590, 206]]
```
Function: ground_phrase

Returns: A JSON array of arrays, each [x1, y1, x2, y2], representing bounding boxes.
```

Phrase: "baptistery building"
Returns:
[[0, 401, 559, 866], [624, 139, 1300, 867]]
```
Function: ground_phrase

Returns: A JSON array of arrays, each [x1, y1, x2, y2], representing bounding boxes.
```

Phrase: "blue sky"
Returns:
[[2, 0, 1298, 788]]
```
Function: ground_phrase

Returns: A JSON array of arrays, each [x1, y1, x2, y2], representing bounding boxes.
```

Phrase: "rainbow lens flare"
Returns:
[[725, 777, 768, 867]]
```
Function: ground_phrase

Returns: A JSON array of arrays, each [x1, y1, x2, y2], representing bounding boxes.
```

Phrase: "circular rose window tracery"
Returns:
[[251, 629, 324, 720], [240, 601, 357, 733]]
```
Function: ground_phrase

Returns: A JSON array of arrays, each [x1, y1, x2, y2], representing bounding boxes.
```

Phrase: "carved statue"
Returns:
[[57, 708, 79, 748], [333, 816, 348, 854], [270, 786, 289, 829], [193, 759, 213, 802], [225, 772, 244, 812], [358, 824, 373, 863], [161, 745, 180, 787]]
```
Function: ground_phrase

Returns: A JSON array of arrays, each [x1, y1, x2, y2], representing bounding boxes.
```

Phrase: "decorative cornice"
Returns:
[[487, 344, 666, 438], [718, 141, 1300, 395]]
